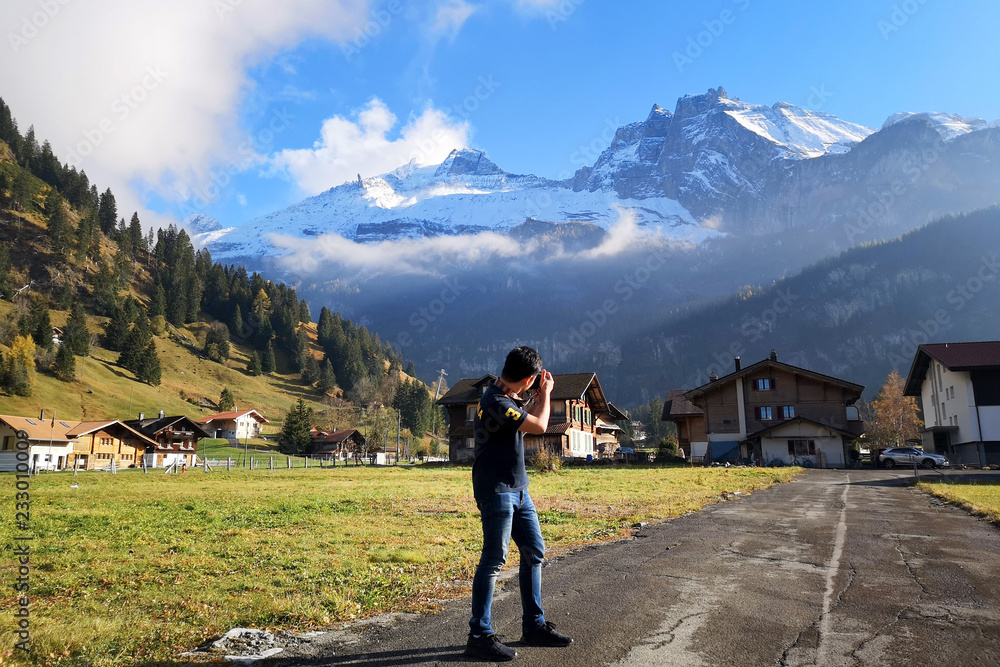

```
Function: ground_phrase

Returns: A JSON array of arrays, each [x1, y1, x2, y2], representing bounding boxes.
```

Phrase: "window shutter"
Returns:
[[787, 440, 794, 456]]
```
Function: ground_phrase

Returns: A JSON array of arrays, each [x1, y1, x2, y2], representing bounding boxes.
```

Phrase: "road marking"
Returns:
[[816, 474, 849, 665]]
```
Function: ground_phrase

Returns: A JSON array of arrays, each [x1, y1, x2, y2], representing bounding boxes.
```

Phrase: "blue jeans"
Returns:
[[469, 490, 546, 636]]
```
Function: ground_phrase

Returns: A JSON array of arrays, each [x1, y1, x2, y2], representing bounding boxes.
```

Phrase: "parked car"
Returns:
[[878, 447, 949, 469]]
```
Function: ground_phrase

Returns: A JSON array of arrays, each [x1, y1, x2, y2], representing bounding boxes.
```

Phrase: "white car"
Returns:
[[878, 447, 949, 469]]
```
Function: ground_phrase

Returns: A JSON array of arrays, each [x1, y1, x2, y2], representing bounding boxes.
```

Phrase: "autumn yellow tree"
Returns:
[[4, 334, 36, 396], [870, 370, 922, 449]]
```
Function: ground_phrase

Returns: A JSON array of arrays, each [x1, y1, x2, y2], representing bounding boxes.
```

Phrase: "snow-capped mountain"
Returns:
[[198, 87, 1000, 261], [196, 147, 712, 260], [574, 87, 873, 214], [184, 213, 223, 234]]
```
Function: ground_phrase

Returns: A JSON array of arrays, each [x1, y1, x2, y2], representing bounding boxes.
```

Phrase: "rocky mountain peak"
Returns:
[[434, 148, 504, 177]]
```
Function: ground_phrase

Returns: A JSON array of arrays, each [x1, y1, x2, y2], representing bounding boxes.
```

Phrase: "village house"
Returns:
[[124, 412, 212, 468], [663, 351, 865, 467], [0, 414, 77, 472], [65, 421, 158, 470], [436, 372, 628, 463], [904, 341, 1000, 467], [309, 428, 366, 462], [197, 409, 269, 441]]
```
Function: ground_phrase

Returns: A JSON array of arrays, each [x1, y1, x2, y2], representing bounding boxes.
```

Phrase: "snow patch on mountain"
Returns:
[[880, 111, 992, 141], [724, 101, 874, 158]]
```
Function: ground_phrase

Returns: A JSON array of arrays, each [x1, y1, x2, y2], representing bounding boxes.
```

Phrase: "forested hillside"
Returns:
[[0, 97, 436, 445]]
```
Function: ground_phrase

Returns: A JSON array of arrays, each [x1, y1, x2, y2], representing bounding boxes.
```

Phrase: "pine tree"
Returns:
[[262, 339, 277, 374], [254, 316, 273, 350], [247, 351, 262, 376], [98, 188, 117, 235], [303, 356, 320, 386], [229, 304, 245, 340], [0, 244, 12, 300], [118, 313, 151, 374], [54, 342, 76, 381], [127, 212, 143, 257], [136, 340, 161, 386], [277, 398, 313, 456], [406, 360, 416, 377], [318, 359, 336, 394], [63, 301, 90, 356], [102, 303, 131, 351], [45, 190, 72, 255], [4, 335, 35, 397], [298, 299, 311, 323], [204, 321, 231, 362], [151, 282, 166, 318], [219, 387, 235, 412], [28, 296, 52, 350]]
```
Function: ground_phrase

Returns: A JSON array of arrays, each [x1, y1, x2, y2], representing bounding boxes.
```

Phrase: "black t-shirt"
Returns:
[[471, 384, 529, 498]]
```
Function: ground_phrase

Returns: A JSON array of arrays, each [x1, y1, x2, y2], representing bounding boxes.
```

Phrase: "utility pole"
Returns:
[[396, 408, 401, 465], [434, 369, 448, 401]]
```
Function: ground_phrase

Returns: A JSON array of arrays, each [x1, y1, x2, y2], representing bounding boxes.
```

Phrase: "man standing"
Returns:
[[465, 346, 573, 661]]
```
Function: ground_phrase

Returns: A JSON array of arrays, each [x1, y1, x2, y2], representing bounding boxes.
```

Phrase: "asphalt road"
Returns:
[[267, 469, 1000, 667]]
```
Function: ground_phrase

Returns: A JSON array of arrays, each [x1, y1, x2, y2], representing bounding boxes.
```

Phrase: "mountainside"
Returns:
[[196, 147, 714, 258]]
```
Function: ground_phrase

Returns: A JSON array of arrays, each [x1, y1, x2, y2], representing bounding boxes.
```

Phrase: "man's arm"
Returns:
[[519, 370, 553, 435]]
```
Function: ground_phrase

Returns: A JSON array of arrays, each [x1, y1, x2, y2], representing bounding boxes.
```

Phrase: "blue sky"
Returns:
[[2, 0, 998, 232]]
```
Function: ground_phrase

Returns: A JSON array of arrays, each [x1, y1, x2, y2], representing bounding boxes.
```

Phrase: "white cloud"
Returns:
[[0, 0, 372, 225], [271, 98, 470, 195], [432, 0, 477, 40]]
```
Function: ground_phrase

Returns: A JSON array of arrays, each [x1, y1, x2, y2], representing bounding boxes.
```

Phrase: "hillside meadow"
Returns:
[[0, 464, 797, 666]]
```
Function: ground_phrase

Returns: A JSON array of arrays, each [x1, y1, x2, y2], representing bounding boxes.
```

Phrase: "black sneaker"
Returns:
[[521, 621, 573, 647], [465, 633, 517, 661]]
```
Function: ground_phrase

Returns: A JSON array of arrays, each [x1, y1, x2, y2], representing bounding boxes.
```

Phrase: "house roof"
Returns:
[[197, 409, 269, 425], [744, 415, 861, 442], [66, 420, 160, 448], [124, 416, 213, 439], [437, 372, 618, 419], [0, 415, 80, 442], [683, 357, 864, 402], [662, 389, 703, 421], [904, 341, 1000, 396], [311, 429, 364, 444]]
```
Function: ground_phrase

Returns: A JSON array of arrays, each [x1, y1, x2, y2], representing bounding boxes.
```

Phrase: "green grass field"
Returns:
[[0, 465, 797, 666], [919, 481, 1000, 523]]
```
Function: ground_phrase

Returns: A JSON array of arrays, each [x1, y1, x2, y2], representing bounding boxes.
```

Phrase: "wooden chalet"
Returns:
[[66, 421, 158, 470], [124, 413, 212, 468], [309, 429, 366, 461], [436, 372, 628, 462], [664, 351, 864, 467]]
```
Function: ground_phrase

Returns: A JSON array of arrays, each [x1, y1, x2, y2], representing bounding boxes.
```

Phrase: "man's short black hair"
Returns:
[[501, 346, 543, 383]]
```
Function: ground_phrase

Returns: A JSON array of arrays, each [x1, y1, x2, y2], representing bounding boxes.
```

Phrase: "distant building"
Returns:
[[663, 351, 864, 467], [197, 409, 268, 441], [436, 372, 628, 463], [309, 428, 366, 461], [903, 341, 1000, 467], [0, 415, 78, 472]]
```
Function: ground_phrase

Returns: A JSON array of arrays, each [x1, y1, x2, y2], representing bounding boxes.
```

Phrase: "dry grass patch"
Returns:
[[919, 481, 1000, 523]]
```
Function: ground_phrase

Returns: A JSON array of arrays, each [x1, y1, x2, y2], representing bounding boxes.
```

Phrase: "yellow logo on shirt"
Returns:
[[505, 407, 522, 420]]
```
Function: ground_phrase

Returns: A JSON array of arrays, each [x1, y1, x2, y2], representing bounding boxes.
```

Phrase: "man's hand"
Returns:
[[520, 370, 553, 435]]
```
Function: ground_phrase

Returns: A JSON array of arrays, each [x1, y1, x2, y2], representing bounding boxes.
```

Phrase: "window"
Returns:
[[787, 440, 816, 456], [754, 378, 773, 391], [756, 406, 773, 420], [1, 436, 11, 451], [465, 437, 475, 450], [845, 406, 860, 421], [782, 406, 795, 419], [466, 405, 476, 424]]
